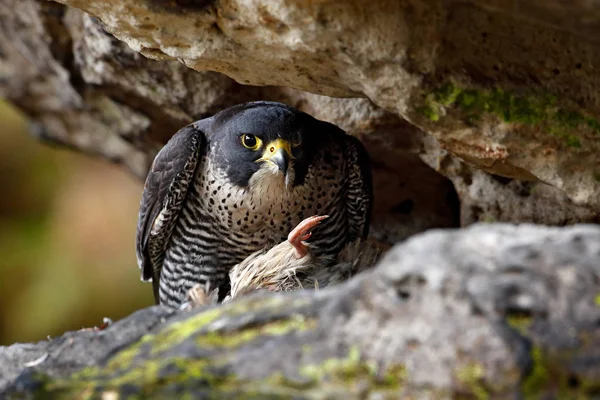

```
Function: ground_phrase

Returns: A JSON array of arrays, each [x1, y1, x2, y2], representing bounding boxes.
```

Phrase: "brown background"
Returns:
[[0, 100, 153, 345]]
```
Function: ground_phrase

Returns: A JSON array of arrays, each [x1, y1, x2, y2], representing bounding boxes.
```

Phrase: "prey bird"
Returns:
[[185, 215, 385, 308], [136, 101, 372, 307]]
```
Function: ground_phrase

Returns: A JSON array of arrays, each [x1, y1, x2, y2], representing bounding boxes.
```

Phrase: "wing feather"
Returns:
[[342, 134, 373, 240], [135, 122, 206, 302]]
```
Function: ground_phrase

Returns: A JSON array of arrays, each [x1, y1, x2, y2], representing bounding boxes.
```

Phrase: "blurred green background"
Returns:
[[0, 99, 154, 346]]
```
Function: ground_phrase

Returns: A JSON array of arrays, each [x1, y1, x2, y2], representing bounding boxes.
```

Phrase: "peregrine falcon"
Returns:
[[136, 101, 372, 307]]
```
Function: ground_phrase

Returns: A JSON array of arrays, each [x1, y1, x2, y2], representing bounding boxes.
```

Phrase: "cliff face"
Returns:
[[3, 224, 600, 398], [2, 0, 599, 231], [2, 0, 600, 398]]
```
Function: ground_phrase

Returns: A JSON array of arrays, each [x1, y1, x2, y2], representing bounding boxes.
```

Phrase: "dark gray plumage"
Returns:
[[136, 101, 372, 307]]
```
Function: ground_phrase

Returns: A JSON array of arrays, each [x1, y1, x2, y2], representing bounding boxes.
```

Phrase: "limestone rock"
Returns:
[[47, 0, 600, 209], [0, 0, 462, 244], [2, 0, 598, 228], [2, 223, 600, 398], [0, 306, 175, 394], [3, 3, 600, 398], [419, 139, 600, 225]]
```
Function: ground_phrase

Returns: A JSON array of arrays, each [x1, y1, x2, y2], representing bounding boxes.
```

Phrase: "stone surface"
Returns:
[[46, 0, 600, 210], [2, 223, 600, 398], [419, 140, 600, 225], [2, 0, 598, 230], [3, 3, 600, 398], [0, 0, 462, 244], [0, 306, 175, 393], [0, 1, 150, 177], [456, 169, 600, 225]]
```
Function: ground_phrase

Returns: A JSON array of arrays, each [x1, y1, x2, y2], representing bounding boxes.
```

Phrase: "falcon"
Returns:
[[136, 101, 372, 307]]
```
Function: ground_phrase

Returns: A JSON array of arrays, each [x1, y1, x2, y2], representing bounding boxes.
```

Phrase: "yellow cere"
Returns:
[[260, 138, 293, 160]]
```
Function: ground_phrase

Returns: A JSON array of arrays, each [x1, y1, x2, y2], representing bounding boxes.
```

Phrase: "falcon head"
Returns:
[[205, 101, 315, 189]]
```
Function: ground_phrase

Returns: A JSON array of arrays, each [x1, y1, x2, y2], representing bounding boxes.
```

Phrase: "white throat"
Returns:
[[248, 162, 295, 208]]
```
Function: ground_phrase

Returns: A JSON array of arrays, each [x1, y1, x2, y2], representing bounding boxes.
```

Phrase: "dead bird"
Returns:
[[183, 215, 386, 308]]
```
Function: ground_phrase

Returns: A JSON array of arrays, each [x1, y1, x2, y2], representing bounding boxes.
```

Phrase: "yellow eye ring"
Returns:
[[241, 134, 262, 151]]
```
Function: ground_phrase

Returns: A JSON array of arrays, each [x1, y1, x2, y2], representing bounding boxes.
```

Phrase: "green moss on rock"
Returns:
[[418, 104, 440, 122], [197, 315, 316, 348], [418, 81, 600, 148], [506, 313, 534, 336], [34, 343, 410, 399], [456, 363, 489, 400], [296, 346, 407, 394], [521, 345, 600, 399]]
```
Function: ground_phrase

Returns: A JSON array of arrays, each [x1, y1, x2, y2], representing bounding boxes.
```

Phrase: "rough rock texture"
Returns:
[[0, 0, 462, 243], [420, 141, 600, 225], [3, 3, 600, 398], [2, 223, 600, 398], [0, 307, 176, 394], [2, 0, 599, 232], [45, 0, 600, 210], [455, 169, 600, 225]]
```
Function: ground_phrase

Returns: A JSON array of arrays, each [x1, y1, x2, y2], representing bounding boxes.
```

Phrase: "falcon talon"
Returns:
[[182, 282, 218, 309], [136, 101, 372, 307]]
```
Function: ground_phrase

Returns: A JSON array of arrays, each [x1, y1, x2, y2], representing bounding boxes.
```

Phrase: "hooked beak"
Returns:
[[270, 148, 290, 176], [257, 139, 292, 177]]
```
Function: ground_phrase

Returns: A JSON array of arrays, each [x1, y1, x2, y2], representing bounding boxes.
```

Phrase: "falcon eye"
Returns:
[[241, 134, 262, 151]]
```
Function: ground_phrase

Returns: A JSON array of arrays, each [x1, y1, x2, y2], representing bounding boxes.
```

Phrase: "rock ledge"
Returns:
[[2, 223, 600, 399]]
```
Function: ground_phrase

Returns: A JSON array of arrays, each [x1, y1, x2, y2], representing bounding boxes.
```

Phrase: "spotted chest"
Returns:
[[191, 153, 348, 257]]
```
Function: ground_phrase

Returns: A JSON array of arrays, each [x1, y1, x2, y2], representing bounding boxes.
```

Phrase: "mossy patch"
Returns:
[[43, 356, 241, 399], [506, 313, 534, 336], [521, 345, 600, 399], [146, 295, 311, 355], [418, 104, 440, 122], [418, 81, 600, 148], [27, 301, 319, 398], [297, 346, 407, 393], [196, 314, 316, 348], [456, 363, 489, 400], [522, 346, 555, 398], [33, 346, 407, 399], [299, 346, 364, 382], [147, 306, 224, 354]]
